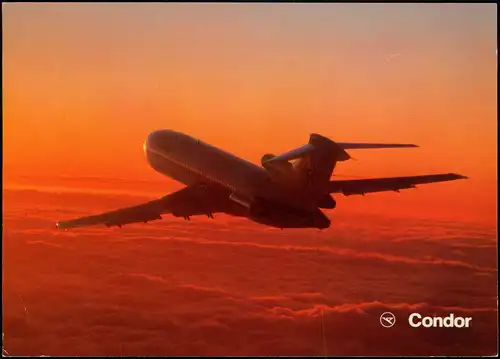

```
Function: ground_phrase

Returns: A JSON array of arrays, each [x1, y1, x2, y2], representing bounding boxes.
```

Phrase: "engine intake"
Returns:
[[261, 153, 276, 165]]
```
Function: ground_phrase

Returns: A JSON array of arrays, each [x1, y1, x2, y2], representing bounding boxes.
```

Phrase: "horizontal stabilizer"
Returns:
[[337, 142, 418, 149], [262, 136, 417, 170]]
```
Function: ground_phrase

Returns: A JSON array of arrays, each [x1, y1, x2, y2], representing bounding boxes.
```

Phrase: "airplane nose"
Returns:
[[144, 130, 177, 154]]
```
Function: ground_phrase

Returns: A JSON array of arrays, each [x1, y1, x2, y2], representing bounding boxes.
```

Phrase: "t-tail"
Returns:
[[261, 134, 418, 193]]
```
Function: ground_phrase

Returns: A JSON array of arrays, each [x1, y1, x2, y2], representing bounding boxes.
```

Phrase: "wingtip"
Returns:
[[453, 173, 469, 180], [55, 221, 67, 229]]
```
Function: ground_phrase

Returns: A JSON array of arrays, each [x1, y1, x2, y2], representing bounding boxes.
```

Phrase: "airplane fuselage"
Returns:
[[144, 130, 331, 229]]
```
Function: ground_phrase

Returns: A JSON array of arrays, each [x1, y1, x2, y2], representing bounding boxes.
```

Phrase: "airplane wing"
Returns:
[[327, 173, 468, 196], [56, 183, 231, 229]]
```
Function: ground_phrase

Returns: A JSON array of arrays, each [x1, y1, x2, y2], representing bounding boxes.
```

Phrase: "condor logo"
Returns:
[[409, 313, 472, 328]]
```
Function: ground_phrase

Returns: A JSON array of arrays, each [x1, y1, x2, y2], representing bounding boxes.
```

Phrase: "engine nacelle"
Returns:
[[261, 153, 297, 185]]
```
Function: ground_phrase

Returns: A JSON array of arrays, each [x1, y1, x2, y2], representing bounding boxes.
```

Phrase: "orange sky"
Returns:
[[2, 3, 497, 225]]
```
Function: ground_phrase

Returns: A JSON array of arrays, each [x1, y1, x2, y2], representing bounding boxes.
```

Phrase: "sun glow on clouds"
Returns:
[[2, 188, 497, 356]]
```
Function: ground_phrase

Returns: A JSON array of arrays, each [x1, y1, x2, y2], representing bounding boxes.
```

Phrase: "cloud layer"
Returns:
[[2, 188, 498, 356]]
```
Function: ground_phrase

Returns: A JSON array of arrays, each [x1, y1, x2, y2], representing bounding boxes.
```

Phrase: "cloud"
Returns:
[[25, 240, 63, 248], [2, 188, 498, 356]]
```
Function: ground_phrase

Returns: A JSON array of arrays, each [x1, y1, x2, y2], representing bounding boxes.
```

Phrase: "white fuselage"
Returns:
[[143, 130, 311, 209]]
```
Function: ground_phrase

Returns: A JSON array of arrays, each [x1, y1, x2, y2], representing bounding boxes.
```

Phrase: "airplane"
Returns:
[[56, 130, 468, 230]]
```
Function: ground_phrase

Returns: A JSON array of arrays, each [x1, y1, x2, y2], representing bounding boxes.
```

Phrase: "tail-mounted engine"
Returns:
[[261, 153, 298, 187]]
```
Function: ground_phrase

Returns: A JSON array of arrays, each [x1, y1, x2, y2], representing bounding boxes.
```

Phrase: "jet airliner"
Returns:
[[56, 131, 467, 230]]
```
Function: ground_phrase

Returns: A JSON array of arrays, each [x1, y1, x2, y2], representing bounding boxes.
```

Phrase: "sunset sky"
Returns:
[[2, 3, 498, 356], [3, 3, 497, 224]]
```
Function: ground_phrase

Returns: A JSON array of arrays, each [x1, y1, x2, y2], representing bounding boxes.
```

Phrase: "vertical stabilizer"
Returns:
[[293, 134, 350, 190]]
